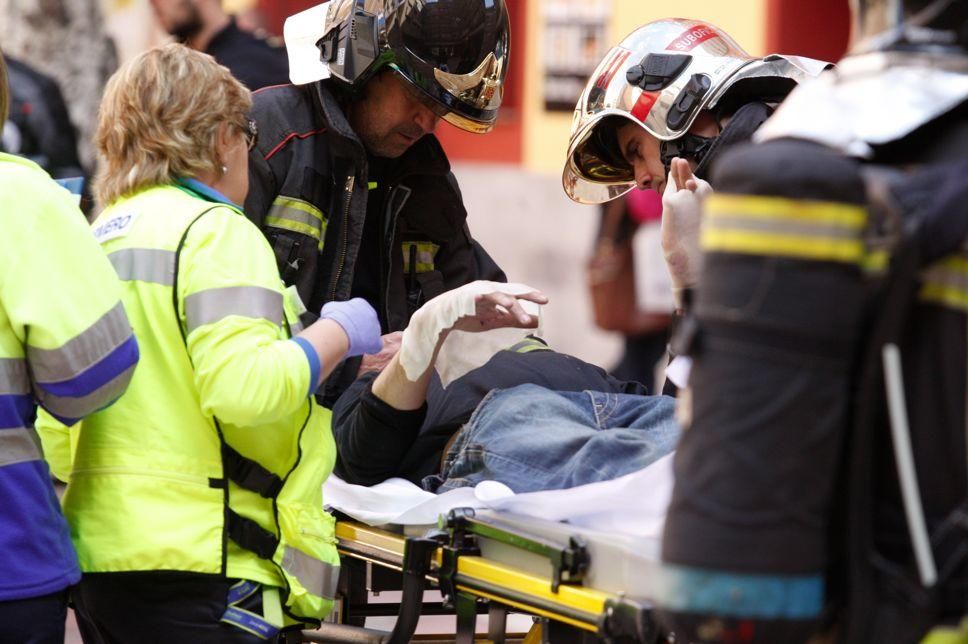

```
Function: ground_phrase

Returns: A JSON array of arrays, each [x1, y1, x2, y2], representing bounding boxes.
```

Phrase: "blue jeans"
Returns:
[[429, 384, 679, 494]]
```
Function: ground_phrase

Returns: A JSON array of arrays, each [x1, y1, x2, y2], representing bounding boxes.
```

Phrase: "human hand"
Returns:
[[661, 157, 713, 305], [449, 290, 548, 334], [357, 331, 403, 376], [320, 298, 382, 357]]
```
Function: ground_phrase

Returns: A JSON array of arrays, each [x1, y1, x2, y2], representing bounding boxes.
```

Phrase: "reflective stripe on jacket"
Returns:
[[54, 183, 339, 621], [0, 152, 137, 601]]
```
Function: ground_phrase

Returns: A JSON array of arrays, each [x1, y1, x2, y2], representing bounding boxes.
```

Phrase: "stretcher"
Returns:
[[300, 507, 664, 643]]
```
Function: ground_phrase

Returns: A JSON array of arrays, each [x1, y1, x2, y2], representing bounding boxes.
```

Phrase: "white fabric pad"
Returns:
[[323, 454, 673, 538], [399, 281, 543, 385]]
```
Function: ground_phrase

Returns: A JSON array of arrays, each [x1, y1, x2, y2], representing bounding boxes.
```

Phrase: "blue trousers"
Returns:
[[430, 384, 679, 494]]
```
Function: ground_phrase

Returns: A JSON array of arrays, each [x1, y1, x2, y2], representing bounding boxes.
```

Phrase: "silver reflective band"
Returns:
[[108, 248, 176, 286], [28, 302, 133, 384], [0, 427, 43, 467], [185, 287, 283, 333], [34, 364, 136, 422], [0, 359, 29, 396], [281, 546, 339, 600]]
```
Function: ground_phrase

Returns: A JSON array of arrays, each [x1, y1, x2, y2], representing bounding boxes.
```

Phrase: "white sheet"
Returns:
[[323, 453, 673, 538]]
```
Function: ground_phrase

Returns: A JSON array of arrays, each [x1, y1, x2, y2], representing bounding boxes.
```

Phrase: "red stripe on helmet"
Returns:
[[631, 91, 658, 122], [596, 50, 631, 90]]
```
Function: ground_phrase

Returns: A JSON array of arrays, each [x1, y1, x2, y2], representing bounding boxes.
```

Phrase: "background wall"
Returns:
[[521, 0, 770, 175]]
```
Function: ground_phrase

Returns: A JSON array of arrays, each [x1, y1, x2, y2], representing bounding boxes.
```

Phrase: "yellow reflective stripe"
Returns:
[[920, 255, 968, 312], [707, 194, 867, 228], [702, 194, 868, 264], [266, 197, 326, 249], [401, 242, 440, 273], [702, 229, 866, 263], [507, 338, 551, 354]]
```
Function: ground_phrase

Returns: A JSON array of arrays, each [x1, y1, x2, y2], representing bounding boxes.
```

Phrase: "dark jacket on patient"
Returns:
[[332, 346, 648, 486]]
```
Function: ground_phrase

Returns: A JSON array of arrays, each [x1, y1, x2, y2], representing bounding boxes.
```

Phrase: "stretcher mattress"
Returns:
[[325, 454, 672, 601]]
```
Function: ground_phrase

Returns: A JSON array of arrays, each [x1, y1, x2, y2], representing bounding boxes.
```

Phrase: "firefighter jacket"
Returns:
[[0, 152, 137, 601], [54, 180, 340, 622], [655, 107, 968, 643], [245, 81, 506, 404]]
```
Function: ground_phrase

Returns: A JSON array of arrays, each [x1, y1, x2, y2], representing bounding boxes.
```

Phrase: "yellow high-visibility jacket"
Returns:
[[0, 152, 137, 602], [53, 179, 339, 621]]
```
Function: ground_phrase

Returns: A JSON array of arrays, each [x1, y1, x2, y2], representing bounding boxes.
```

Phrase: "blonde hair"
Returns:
[[93, 43, 251, 207]]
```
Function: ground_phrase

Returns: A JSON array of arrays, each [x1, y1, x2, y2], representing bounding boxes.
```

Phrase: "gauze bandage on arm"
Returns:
[[398, 281, 544, 384]]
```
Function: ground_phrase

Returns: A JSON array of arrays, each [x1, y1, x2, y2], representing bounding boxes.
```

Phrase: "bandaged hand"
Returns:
[[398, 281, 548, 382], [661, 157, 713, 308], [320, 298, 382, 357]]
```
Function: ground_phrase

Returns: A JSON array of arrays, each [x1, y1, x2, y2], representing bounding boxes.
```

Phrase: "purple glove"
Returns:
[[320, 298, 383, 357]]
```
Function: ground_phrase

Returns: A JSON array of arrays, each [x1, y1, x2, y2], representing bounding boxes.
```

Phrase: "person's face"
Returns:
[[149, 0, 204, 41], [615, 123, 668, 194], [348, 72, 442, 159]]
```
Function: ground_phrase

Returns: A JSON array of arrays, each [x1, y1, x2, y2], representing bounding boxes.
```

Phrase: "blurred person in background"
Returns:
[[0, 49, 138, 644], [0, 0, 118, 171], [150, 0, 289, 89], [1, 56, 84, 180], [650, 0, 968, 641], [43, 44, 381, 643], [587, 189, 673, 390], [246, 0, 511, 406]]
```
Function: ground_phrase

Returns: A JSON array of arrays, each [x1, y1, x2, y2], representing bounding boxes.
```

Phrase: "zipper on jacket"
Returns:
[[328, 175, 356, 301], [382, 185, 411, 326]]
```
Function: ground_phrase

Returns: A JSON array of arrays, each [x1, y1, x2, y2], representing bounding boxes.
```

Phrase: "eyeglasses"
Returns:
[[241, 118, 258, 151]]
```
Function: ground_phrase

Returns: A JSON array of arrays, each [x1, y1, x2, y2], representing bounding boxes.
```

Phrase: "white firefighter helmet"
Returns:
[[562, 18, 829, 204]]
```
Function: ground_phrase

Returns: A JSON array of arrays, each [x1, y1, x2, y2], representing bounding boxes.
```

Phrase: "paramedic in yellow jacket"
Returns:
[[0, 50, 138, 644], [56, 44, 382, 644]]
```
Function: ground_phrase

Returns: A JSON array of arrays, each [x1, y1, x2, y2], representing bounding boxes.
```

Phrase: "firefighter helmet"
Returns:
[[285, 0, 510, 134], [562, 18, 827, 204]]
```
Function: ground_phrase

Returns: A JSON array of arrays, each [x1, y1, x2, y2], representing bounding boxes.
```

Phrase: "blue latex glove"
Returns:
[[320, 298, 383, 357]]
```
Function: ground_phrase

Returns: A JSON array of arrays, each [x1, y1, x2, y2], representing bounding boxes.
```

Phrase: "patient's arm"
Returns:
[[334, 285, 546, 486], [332, 372, 427, 486], [372, 288, 547, 409]]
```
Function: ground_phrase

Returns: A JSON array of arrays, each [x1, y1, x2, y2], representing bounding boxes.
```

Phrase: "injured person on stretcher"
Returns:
[[332, 280, 680, 494]]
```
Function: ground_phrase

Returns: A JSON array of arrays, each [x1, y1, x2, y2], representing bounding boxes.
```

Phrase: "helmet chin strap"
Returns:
[[662, 101, 775, 180], [659, 134, 716, 176]]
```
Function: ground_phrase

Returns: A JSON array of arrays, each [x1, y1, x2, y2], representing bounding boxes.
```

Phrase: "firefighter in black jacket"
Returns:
[[654, 1, 968, 641], [245, 0, 510, 405]]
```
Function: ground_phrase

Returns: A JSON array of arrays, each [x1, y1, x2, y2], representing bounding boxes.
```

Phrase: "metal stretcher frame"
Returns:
[[301, 509, 661, 644]]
